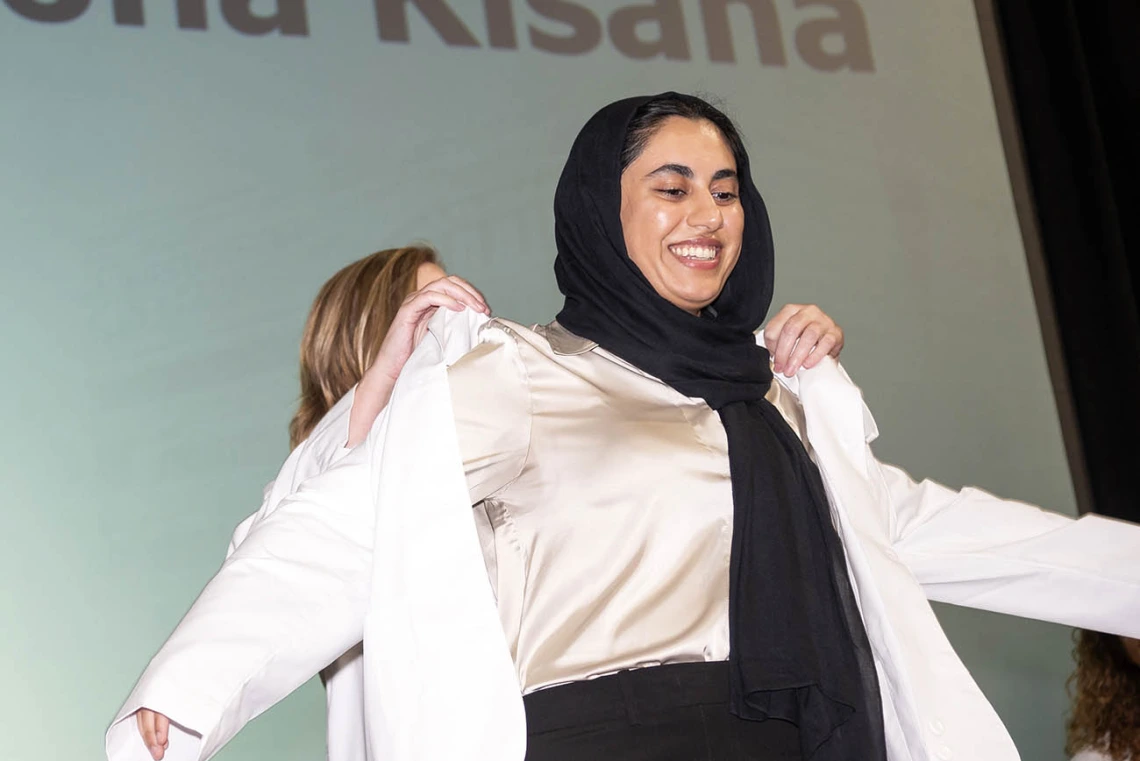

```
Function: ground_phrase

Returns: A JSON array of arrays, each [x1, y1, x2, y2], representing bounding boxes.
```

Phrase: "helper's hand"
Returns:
[[368, 275, 489, 385], [763, 303, 845, 376], [346, 275, 489, 448]]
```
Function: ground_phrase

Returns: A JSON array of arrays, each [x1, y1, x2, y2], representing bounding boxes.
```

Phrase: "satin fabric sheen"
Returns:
[[449, 319, 807, 694]]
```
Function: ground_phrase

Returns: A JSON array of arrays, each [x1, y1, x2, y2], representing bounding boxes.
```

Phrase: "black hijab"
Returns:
[[554, 93, 887, 761]]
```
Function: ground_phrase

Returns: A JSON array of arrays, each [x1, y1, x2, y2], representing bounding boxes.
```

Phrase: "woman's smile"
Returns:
[[667, 237, 722, 268], [619, 116, 744, 314]]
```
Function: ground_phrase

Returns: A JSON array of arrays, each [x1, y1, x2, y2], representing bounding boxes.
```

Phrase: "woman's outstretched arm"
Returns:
[[107, 441, 378, 761], [883, 462, 1140, 639]]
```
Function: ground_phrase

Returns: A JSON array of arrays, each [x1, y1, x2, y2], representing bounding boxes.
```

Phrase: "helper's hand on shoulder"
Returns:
[[369, 274, 490, 385], [763, 303, 845, 376], [346, 275, 489, 448]]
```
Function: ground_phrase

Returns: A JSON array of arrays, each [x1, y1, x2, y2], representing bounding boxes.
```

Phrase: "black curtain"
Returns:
[[992, 0, 1140, 523]]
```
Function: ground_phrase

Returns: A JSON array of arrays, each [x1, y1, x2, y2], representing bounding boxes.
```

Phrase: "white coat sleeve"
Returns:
[[882, 462, 1140, 638], [226, 387, 358, 559], [226, 476, 288, 559], [105, 440, 377, 761], [225, 443, 355, 558]]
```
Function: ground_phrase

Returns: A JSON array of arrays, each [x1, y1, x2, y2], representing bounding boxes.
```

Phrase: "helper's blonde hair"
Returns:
[[288, 245, 440, 448]]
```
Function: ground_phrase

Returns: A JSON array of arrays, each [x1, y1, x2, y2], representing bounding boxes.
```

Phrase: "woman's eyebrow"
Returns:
[[644, 164, 738, 181], [646, 163, 692, 178]]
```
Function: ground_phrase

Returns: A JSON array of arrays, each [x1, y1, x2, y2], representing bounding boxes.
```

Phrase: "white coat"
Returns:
[[106, 308, 1140, 761], [225, 386, 368, 761]]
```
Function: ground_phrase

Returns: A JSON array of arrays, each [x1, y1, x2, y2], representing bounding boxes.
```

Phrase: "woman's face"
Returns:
[[619, 116, 744, 315]]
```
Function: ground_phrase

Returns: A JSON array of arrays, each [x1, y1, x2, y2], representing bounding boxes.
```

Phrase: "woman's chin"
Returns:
[[658, 288, 719, 314]]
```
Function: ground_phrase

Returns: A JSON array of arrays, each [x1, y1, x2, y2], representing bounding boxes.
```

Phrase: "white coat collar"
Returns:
[[543, 318, 880, 449]]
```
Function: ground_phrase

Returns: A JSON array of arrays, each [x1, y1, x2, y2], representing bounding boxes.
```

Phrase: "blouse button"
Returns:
[[936, 745, 953, 760], [929, 719, 945, 736]]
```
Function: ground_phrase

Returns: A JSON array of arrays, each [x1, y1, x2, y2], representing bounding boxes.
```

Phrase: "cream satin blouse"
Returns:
[[448, 319, 807, 694]]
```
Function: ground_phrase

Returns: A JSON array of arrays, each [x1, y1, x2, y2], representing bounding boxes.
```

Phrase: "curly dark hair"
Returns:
[[1066, 629, 1140, 759]]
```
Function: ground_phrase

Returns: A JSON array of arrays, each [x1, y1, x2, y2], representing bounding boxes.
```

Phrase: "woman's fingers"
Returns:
[[762, 303, 798, 355], [764, 304, 844, 375], [816, 328, 844, 362], [404, 289, 466, 317], [155, 713, 170, 752], [797, 332, 838, 372], [772, 309, 812, 374], [783, 324, 823, 376], [136, 710, 166, 760], [136, 709, 154, 749], [413, 276, 489, 314], [441, 275, 489, 313], [412, 310, 437, 346]]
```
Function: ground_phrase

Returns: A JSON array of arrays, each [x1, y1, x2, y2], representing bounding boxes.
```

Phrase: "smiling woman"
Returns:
[[105, 93, 1140, 761], [536, 91, 883, 760], [619, 109, 744, 314]]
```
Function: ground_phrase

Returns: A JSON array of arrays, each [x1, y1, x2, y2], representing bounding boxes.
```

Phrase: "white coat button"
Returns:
[[929, 719, 945, 736], [937, 745, 953, 760]]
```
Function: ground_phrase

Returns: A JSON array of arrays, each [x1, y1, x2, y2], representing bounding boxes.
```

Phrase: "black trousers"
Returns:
[[523, 662, 802, 760]]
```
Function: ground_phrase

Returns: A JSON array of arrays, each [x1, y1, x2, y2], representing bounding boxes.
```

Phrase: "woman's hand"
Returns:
[[763, 303, 845, 376], [346, 275, 489, 448], [136, 709, 170, 760]]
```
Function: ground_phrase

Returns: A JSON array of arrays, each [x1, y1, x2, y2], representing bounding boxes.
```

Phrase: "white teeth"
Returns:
[[670, 245, 718, 260]]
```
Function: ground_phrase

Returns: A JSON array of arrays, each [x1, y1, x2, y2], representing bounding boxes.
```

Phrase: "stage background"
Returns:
[[0, 2, 1079, 759]]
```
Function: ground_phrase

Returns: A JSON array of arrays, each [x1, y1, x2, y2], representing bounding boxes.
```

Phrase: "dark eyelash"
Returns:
[[657, 188, 737, 201]]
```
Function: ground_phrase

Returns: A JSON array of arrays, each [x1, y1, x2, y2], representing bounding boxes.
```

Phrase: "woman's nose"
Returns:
[[687, 194, 724, 231]]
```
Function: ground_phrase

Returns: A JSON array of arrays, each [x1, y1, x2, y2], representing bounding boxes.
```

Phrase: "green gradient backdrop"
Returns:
[[0, 2, 1076, 760]]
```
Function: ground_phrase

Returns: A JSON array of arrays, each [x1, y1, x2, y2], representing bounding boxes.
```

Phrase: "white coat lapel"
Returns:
[[776, 362, 877, 477], [790, 360, 1022, 761], [364, 309, 526, 761], [787, 360, 929, 760]]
